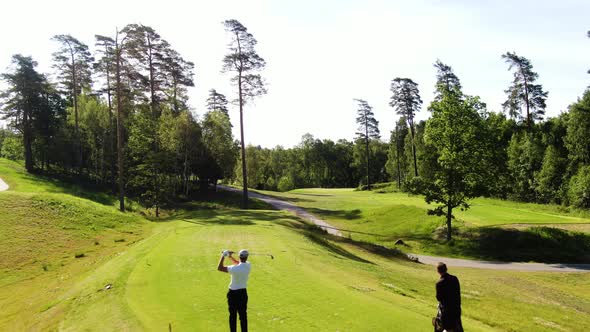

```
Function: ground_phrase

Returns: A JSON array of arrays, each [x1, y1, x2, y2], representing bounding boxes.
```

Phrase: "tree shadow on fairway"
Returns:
[[177, 208, 303, 227], [274, 218, 410, 264], [434, 226, 590, 263], [294, 193, 334, 197], [303, 232, 374, 264], [251, 191, 314, 203], [304, 207, 362, 220]]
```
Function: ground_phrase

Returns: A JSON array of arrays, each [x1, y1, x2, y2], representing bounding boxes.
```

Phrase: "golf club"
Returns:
[[249, 253, 274, 259], [221, 250, 274, 259]]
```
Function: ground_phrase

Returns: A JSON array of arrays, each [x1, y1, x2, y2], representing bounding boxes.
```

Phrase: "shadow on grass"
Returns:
[[250, 191, 314, 203], [304, 207, 362, 220], [303, 232, 374, 264], [274, 218, 410, 264], [27, 170, 119, 206], [430, 226, 590, 263], [294, 193, 334, 197]]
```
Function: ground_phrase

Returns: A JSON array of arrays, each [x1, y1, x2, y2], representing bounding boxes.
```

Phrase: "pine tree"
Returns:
[[354, 99, 380, 190], [502, 52, 548, 128], [94, 35, 117, 192], [390, 78, 422, 177], [51, 35, 94, 173], [433, 60, 461, 100], [1, 55, 60, 172], [222, 19, 267, 209], [206, 89, 230, 116]]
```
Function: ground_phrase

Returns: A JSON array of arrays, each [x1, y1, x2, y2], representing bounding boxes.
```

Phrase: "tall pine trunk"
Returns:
[[23, 108, 34, 172], [115, 34, 125, 212], [239, 73, 248, 209], [446, 203, 453, 241], [365, 115, 370, 190], [409, 122, 419, 177]]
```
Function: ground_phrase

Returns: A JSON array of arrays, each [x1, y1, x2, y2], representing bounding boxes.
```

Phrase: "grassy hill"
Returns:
[[257, 188, 590, 263], [1, 159, 589, 331], [0, 159, 149, 330]]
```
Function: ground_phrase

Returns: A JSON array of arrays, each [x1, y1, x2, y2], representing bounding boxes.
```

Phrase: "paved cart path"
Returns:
[[219, 186, 590, 272]]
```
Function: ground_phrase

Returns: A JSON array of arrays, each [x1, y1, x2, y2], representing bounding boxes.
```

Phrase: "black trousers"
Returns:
[[227, 288, 248, 332]]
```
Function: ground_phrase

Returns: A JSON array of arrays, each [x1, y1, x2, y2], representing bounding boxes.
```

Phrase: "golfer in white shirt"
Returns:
[[218, 249, 251, 332]]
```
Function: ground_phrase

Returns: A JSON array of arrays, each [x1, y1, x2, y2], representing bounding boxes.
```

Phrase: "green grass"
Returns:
[[0, 158, 149, 329], [2, 159, 590, 331], [59, 208, 590, 332], [253, 188, 590, 262]]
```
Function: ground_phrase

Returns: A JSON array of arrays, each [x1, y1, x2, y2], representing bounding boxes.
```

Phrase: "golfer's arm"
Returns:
[[435, 282, 443, 302], [217, 256, 228, 273], [229, 256, 239, 264]]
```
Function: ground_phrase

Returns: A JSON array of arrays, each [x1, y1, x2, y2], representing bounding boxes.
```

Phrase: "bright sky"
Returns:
[[1, 0, 589, 148]]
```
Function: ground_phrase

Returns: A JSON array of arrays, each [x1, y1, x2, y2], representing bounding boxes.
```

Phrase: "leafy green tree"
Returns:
[[51, 35, 94, 172], [206, 89, 230, 116], [0, 135, 23, 161], [424, 87, 486, 241], [507, 131, 544, 201], [354, 99, 380, 189], [535, 145, 566, 203], [202, 110, 238, 188], [127, 106, 158, 213], [222, 19, 267, 208], [1, 55, 48, 171], [390, 78, 422, 177], [76, 94, 110, 181], [478, 112, 516, 197], [502, 52, 548, 128], [565, 89, 590, 173], [568, 165, 590, 208]]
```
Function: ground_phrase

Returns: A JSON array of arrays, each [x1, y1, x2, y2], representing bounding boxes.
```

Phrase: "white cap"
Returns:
[[239, 249, 249, 258]]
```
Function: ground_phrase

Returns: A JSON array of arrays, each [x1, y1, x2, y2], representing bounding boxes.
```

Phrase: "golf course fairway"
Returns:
[[1, 159, 589, 331]]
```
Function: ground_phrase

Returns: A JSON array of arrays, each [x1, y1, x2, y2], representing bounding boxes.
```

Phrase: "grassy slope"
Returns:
[[256, 188, 590, 262], [0, 158, 149, 330], [60, 207, 590, 332], [2, 161, 589, 331]]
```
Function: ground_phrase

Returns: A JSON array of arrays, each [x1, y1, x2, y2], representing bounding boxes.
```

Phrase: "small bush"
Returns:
[[568, 166, 590, 209], [277, 176, 295, 192], [74, 253, 85, 258], [0, 136, 24, 161]]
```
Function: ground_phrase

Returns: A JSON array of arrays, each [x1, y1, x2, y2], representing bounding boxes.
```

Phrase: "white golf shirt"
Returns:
[[227, 262, 251, 290]]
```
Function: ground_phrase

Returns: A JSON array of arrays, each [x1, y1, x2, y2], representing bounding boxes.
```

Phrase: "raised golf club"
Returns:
[[249, 253, 274, 259], [221, 250, 274, 259]]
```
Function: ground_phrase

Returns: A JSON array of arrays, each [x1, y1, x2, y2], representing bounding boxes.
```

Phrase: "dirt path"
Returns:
[[0, 177, 8, 191], [413, 254, 590, 272], [219, 186, 590, 272], [219, 185, 342, 236]]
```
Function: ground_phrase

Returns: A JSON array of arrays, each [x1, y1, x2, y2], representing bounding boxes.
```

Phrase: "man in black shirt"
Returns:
[[434, 262, 463, 332]]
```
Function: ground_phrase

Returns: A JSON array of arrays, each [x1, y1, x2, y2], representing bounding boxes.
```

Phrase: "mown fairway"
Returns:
[[1, 159, 590, 331]]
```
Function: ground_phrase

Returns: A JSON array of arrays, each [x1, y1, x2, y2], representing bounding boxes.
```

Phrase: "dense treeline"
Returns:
[[0, 24, 240, 215]]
